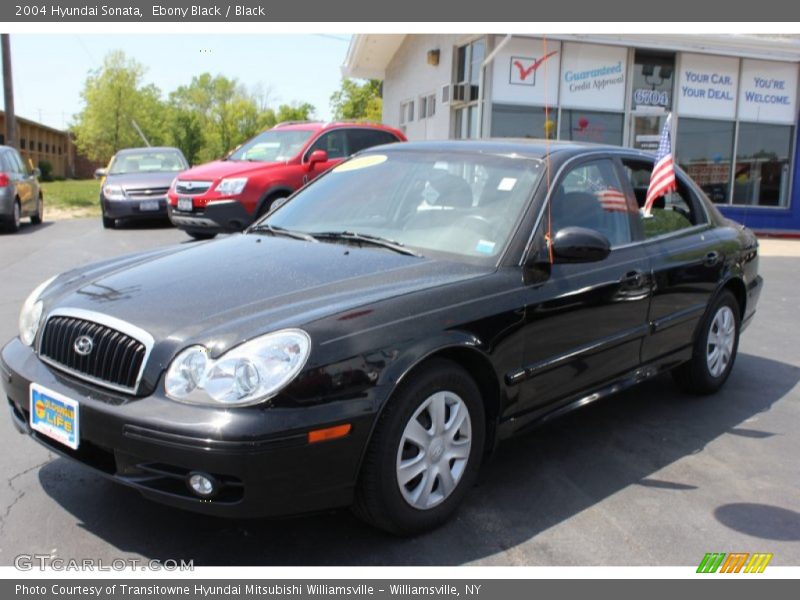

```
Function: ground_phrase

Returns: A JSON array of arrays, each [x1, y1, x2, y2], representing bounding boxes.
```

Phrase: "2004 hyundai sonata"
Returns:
[[2, 141, 761, 534]]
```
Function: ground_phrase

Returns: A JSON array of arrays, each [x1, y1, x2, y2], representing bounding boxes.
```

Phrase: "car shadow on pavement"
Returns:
[[0, 221, 54, 235], [36, 352, 800, 565], [111, 219, 174, 231]]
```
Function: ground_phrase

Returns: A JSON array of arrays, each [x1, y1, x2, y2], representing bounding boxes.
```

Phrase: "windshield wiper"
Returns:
[[248, 223, 317, 242], [310, 231, 422, 257]]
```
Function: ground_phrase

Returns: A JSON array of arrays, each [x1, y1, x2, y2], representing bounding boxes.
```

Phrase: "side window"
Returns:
[[14, 151, 30, 175], [551, 159, 633, 247], [307, 130, 348, 160], [622, 159, 707, 239], [347, 129, 399, 154]]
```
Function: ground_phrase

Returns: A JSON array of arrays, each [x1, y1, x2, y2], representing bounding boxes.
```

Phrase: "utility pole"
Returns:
[[2, 34, 17, 148]]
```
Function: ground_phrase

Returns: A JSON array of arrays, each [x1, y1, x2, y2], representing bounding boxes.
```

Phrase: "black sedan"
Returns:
[[96, 147, 189, 229], [2, 141, 762, 534]]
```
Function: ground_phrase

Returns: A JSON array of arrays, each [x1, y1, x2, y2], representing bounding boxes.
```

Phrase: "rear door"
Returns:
[[515, 156, 652, 416], [346, 128, 401, 155], [619, 156, 723, 363]]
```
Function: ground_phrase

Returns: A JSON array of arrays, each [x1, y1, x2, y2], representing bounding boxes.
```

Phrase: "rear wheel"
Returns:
[[187, 230, 217, 241], [672, 290, 740, 395], [5, 200, 21, 233], [30, 195, 43, 225], [353, 359, 485, 535]]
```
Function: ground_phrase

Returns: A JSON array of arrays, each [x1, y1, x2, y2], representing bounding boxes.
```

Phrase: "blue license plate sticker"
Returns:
[[29, 384, 80, 450]]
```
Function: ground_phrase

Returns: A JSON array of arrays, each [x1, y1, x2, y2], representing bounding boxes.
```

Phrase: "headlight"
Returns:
[[19, 275, 58, 346], [165, 329, 311, 407], [103, 184, 126, 200], [215, 177, 248, 196]]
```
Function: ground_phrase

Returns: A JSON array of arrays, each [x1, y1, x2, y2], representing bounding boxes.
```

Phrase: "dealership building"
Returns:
[[344, 34, 800, 233]]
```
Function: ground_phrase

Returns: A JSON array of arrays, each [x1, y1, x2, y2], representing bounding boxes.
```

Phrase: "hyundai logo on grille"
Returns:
[[73, 335, 94, 356]]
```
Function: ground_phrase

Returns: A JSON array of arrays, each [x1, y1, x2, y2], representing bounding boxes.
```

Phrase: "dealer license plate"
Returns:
[[177, 198, 193, 212], [139, 200, 160, 211], [29, 383, 80, 450]]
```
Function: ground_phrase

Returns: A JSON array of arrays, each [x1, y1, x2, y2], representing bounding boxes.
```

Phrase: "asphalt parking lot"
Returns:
[[0, 218, 798, 566]]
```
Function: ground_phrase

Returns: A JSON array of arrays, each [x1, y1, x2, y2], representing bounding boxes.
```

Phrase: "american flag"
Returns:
[[597, 188, 629, 212], [644, 113, 677, 215]]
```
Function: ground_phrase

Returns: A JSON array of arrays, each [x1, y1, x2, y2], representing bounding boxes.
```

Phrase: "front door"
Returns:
[[513, 157, 652, 419]]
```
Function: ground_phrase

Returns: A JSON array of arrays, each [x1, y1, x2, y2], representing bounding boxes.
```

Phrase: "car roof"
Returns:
[[372, 139, 656, 161], [273, 121, 403, 134], [114, 146, 184, 155]]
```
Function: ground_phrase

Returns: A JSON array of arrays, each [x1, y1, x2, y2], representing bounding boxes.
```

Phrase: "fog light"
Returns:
[[187, 472, 218, 498]]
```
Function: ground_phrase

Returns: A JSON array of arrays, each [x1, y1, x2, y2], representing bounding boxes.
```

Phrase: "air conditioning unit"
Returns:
[[442, 83, 479, 106]]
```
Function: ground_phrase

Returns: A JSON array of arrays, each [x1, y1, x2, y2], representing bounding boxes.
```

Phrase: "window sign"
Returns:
[[559, 42, 627, 111], [677, 53, 739, 120], [492, 37, 561, 106], [738, 59, 798, 124]]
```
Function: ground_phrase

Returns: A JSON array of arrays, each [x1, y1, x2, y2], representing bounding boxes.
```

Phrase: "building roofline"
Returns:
[[0, 110, 69, 136]]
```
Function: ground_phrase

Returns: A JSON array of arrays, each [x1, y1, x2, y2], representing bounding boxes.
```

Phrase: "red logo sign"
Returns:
[[509, 51, 558, 86]]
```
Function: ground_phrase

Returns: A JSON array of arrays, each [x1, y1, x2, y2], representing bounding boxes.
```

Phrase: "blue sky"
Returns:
[[5, 34, 352, 130]]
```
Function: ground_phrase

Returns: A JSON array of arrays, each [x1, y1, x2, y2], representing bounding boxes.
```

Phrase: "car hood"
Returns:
[[43, 235, 490, 355], [105, 171, 181, 190], [177, 160, 284, 181]]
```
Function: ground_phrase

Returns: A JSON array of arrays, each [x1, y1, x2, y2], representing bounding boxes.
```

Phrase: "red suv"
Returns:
[[167, 121, 406, 239]]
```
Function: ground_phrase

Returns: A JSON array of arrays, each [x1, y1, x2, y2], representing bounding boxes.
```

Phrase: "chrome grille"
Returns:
[[125, 186, 170, 199], [175, 180, 212, 195], [39, 313, 150, 393]]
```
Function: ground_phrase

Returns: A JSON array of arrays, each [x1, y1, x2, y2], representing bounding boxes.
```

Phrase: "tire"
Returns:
[[256, 193, 288, 220], [187, 231, 217, 241], [353, 359, 485, 535], [5, 200, 21, 233], [672, 289, 740, 395], [30, 195, 43, 225], [101, 208, 115, 229]]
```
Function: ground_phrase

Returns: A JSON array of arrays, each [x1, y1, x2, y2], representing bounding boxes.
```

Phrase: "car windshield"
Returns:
[[261, 150, 543, 263], [108, 150, 187, 174], [228, 129, 316, 162]]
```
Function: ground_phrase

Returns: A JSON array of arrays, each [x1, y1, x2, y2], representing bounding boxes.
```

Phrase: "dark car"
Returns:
[[97, 147, 189, 229], [2, 141, 762, 534], [0, 145, 43, 233], [166, 121, 405, 240]]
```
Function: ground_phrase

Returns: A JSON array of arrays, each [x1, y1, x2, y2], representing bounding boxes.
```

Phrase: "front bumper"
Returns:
[[1, 338, 377, 518], [102, 197, 169, 220], [168, 200, 253, 234]]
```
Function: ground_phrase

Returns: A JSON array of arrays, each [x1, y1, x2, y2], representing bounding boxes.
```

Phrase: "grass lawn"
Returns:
[[42, 179, 101, 218]]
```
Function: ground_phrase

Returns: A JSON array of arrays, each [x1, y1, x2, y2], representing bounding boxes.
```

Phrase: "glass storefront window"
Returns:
[[675, 118, 735, 204], [560, 110, 624, 146], [734, 122, 794, 207], [491, 104, 555, 139]]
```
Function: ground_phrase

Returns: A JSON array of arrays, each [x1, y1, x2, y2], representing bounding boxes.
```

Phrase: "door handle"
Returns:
[[621, 270, 644, 286], [704, 251, 720, 267]]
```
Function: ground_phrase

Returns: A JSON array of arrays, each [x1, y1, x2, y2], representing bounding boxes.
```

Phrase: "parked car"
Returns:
[[2, 141, 762, 534], [97, 147, 189, 229], [166, 121, 406, 240], [0, 145, 43, 233]]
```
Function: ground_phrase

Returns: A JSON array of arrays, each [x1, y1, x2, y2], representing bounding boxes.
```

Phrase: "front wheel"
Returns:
[[353, 359, 485, 535], [672, 290, 740, 395], [30, 195, 43, 225]]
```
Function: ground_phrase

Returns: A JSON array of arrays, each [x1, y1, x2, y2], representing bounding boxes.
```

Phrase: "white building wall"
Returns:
[[383, 34, 466, 141]]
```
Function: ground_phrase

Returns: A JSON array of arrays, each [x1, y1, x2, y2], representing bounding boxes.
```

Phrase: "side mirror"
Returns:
[[32, 167, 41, 178], [306, 150, 328, 170], [94, 168, 107, 179], [551, 226, 611, 263]]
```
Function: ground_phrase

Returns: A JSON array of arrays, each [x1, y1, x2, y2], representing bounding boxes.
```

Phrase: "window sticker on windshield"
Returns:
[[333, 154, 388, 173], [498, 177, 517, 191], [475, 240, 496, 254]]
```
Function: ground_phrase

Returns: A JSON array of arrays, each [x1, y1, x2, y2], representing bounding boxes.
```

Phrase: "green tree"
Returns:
[[72, 51, 165, 162], [165, 107, 204, 165], [330, 78, 382, 122]]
